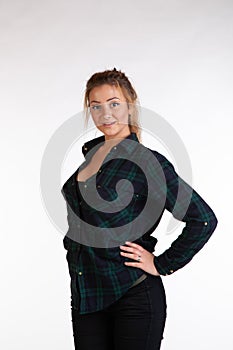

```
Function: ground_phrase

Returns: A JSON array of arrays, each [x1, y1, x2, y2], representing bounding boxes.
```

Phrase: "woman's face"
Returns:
[[88, 84, 131, 140]]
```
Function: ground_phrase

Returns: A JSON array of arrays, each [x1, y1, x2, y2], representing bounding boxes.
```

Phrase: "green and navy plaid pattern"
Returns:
[[61, 132, 218, 314]]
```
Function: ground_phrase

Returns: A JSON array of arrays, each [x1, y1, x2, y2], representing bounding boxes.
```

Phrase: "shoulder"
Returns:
[[139, 145, 179, 187], [148, 148, 168, 163], [142, 144, 174, 169]]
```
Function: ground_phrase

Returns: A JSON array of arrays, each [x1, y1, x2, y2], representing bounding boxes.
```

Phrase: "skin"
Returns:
[[89, 84, 131, 148], [88, 84, 160, 277]]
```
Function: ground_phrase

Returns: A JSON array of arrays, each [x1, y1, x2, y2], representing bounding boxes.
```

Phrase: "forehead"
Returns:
[[89, 84, 125, 102]]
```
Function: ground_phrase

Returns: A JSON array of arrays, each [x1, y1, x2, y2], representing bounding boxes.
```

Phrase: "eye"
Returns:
[[91, 104, 101, 111], [110, 102, 120, 108]]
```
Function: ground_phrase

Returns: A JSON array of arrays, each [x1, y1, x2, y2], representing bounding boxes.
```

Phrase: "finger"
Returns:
[[124, 261, 141, 266], [120, 251, 141, 260], [120, 246, 142, 258], [120, 246, 136, 253], [125, 241, 144, 252], [120, 251, 133, 257]]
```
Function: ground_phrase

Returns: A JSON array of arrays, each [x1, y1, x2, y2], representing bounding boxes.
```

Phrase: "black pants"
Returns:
[[71, 273, 167, 350]]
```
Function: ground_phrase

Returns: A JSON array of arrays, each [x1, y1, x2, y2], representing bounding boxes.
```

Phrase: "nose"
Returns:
[[98, 103, 112, 115], [103, 114, 112, 120], [103, 113, 112, 121], [101, 103, 112, 118]]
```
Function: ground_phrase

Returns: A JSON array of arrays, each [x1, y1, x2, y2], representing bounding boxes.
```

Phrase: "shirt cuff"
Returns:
[[153, 255, 175, 276]]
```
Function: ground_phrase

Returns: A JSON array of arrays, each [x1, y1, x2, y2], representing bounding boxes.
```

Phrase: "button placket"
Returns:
[[77, 182, 88, 230]]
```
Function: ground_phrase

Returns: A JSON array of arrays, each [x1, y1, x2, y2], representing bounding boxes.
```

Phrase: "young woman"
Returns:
[[61, 68, 218, 350]]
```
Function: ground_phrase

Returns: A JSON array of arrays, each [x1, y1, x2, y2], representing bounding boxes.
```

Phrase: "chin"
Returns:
[[99, 124, 119, 134], [98, 123, 130, 138]]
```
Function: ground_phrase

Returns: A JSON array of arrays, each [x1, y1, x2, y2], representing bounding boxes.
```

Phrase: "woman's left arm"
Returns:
[[120, 154, 218, 276], [152, 157, 218, 276]]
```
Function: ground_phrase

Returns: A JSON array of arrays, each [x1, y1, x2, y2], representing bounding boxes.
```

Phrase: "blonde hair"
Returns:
[[83, 68, 142, 142]]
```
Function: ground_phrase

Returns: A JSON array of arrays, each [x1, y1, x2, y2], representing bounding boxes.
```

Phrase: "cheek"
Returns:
[[115, 109, 129, 124], [91, 115, 101, 126]]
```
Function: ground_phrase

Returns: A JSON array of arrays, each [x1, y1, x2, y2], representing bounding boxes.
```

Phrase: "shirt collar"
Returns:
[[81, 131, 139, 158]]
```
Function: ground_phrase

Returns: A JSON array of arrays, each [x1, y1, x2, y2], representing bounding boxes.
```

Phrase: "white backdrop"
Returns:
[[1, 1, 232, 349]]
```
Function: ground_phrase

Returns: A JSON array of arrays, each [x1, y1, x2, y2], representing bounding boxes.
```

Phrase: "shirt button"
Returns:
[[204, 222, 208, 226], [78, 271, 83, 276], [84, 184, 87, 188], [170, 270, 174, 273], [98, 169, 102, 173], [97, 185, 101, 188], [113, 146, 117, 150]]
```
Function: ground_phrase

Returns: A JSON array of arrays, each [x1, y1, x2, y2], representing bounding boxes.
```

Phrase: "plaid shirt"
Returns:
[[61, 132, 218, 314]]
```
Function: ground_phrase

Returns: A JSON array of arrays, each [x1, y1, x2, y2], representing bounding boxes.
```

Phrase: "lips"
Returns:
[[103, 121, 116, 126]]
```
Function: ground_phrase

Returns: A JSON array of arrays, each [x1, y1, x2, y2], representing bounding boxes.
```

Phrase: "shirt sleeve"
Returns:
[[153, 157, 218, 276]]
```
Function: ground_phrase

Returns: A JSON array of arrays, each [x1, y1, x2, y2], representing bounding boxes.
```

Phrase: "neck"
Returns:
[[102, 129, 131, 150]]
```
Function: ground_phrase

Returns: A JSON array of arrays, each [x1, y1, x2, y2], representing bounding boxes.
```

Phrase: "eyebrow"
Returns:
[[90, 97, 120, 104]]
